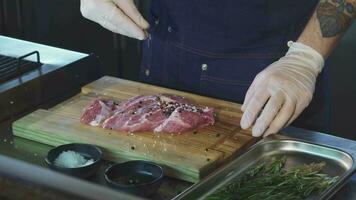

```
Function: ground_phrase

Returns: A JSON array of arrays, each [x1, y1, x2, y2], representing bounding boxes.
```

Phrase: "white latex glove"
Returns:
[[80, 0, 149, 40], [240, 41, 324, 137]]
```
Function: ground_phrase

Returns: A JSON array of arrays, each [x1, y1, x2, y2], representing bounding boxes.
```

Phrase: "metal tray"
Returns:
[[175, 134, 356, 200]]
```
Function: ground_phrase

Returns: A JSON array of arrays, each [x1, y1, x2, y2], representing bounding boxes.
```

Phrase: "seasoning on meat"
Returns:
[[80, 94, 215, 133]]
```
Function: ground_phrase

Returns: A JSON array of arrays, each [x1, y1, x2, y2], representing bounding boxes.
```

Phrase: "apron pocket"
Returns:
[[200, 58, 274, 103], [173, 42, 283, 103]]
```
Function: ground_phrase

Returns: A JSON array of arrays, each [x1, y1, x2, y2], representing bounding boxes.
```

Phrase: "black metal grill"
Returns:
[[0, 51, 42, 83]]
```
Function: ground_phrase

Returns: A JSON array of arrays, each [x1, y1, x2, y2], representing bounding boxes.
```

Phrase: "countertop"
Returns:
[[0, 118, 355, 199]]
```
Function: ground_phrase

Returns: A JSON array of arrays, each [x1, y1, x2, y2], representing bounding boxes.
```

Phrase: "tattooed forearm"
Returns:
[[316, 0, 355, 37]]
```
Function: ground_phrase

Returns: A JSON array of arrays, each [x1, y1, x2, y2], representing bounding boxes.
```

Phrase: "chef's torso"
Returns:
[[140, 0, 329, 132]]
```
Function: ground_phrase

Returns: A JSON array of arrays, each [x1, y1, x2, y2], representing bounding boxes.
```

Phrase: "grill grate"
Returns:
[[0, 51, 42, 83]]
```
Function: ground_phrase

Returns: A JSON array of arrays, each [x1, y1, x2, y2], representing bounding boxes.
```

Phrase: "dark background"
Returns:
[[0, 0, 355, 140]]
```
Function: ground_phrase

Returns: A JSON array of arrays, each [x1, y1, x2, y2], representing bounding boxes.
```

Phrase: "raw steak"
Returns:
[[80, 94, 215, 133], [80, 99, 117, 126]]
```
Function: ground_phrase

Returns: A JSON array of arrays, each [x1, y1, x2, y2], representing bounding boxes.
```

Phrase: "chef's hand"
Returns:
[[80, 0, 149, 40], [240, 41, 324, 137]]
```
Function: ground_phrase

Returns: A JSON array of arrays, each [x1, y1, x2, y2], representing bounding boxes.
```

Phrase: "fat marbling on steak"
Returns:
[[80, 99, 117, 126], [80, 94, 215, 133]]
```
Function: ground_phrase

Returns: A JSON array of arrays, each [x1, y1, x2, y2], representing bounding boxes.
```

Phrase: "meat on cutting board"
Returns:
[[80, 94, 215, 133], [80, 99, 117, 126]]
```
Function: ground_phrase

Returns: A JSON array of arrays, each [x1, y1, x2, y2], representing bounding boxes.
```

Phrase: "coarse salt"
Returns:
[[54, 150, 94, 168]]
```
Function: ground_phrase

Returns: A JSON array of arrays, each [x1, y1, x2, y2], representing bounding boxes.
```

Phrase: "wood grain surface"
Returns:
[[13, 76, 254, 182]]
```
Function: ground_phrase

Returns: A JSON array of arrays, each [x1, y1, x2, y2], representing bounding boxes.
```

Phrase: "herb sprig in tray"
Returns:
[[205, 157, 338, 200]]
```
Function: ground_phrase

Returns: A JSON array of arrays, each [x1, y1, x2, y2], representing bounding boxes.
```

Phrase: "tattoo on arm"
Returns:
[[316, 0, 355, 37]]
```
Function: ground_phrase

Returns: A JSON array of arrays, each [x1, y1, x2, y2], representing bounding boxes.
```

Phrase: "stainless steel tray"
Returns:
[[175, 134, 356, 200]]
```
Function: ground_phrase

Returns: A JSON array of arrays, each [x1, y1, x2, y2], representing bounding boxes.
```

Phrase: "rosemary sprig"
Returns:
[[205, 157, 338, 200]]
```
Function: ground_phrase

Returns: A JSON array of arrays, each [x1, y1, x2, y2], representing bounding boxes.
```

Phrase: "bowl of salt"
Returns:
[[45, 143, 102, 178]]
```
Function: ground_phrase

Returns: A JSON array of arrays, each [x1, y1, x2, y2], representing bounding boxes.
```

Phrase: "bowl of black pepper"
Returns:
[[104, 160, 163, 197]]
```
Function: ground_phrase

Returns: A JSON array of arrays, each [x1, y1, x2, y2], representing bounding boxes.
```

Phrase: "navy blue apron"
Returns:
[[140, 0, 330, 132]]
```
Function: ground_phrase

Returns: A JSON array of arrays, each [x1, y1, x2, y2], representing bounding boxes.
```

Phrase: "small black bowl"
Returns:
[[45, 143, 102, 178], [104, 160, 164, 197]]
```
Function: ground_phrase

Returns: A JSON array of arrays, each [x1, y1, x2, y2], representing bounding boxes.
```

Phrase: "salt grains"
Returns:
[[54, 150, 94, 168]]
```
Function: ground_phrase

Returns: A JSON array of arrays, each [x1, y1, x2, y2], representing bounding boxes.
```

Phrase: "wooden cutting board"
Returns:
[[12, 76, 254, 182]]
